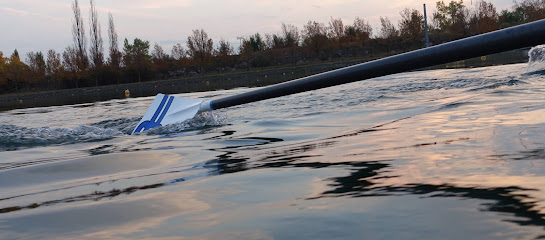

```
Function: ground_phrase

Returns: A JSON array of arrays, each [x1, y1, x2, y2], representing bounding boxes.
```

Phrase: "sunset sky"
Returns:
[[1, 0, 515, 59]]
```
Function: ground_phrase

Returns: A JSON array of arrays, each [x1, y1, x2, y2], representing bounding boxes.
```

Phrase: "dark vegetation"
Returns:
[[1, 0, 545, 94]]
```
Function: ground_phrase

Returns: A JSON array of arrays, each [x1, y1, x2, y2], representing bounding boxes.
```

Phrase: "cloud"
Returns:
[[0, 7, 65, 21], [0, 7, 31, 16]]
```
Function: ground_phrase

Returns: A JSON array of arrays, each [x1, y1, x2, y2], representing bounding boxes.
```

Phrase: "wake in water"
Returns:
[[0, 112, 226, 151], [0, 124, 124, 151], [526, 45, 545, 74]]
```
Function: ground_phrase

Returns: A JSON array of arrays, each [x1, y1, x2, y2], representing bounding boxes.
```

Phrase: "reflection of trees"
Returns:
[[205, 132, 545, 230]]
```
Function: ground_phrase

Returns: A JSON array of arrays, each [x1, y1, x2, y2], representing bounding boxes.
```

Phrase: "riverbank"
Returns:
[[0, 48, 529, 111]]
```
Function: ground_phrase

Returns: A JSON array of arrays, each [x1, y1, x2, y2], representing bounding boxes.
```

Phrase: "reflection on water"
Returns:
[[1, 63, 545, 239]]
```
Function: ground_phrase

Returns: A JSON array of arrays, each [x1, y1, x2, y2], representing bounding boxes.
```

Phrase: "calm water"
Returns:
[[1, 61, 545, 239]]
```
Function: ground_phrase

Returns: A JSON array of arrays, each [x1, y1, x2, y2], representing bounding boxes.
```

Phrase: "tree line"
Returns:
[[1, 0, 544, 94]]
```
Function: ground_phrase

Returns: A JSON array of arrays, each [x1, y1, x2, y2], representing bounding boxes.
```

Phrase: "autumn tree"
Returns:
[[432, 1, 470, 37], [302, 20, 330, 56], [379, 17, 399, 53], [89, 0, 104, 71], [123, 38, 152, 82], [281, 23, 300, 58], [63, 46, 80, 88], [26, 52, 46, 84], [473, 1, 499, 33], [187, 29, 214, 68], [514, 0, 545, 22], [6, 50, 28, 90], [46, 49, 63, 83], [71, 0, 88, 71], [345, 17, 373, 45], [398, 8, 424, 42]]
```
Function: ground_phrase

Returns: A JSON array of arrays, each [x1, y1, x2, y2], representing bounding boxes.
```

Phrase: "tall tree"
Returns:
[[123, 38, 152, 82], [71, 0, 88, 71], [89, 0, 104, 69], [398, 8, 424, 42], [107, 12, 122, 83], [187, 29, 214, 67]]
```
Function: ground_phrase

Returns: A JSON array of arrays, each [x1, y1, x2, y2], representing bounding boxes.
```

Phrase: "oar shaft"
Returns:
[[209, 19, 545, 111]]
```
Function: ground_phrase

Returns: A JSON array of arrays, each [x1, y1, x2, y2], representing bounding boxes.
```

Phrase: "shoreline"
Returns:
[[0, 49, 529, 111]]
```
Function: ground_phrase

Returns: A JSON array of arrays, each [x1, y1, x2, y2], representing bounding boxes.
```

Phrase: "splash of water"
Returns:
[[0, 124, 124, 151], [143, 111, 227, 135], [0, 111, 227, 151], [526, 45, 545, 74]]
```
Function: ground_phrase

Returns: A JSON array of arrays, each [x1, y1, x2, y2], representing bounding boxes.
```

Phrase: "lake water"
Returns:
[[1, 61, 545, 239]]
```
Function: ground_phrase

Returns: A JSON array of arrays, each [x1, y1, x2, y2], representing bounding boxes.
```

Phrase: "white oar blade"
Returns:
[[132, 94, 203, 134]]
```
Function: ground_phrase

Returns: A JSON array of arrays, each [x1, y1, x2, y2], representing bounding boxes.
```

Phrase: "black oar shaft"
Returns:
[[210, 19, 545, 110]]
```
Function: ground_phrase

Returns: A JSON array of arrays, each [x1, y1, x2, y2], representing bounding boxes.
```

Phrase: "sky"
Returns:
[[1, 0, 515, 61]]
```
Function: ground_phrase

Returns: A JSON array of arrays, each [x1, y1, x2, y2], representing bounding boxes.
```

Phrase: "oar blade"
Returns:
[[132, 94, 203, 134]]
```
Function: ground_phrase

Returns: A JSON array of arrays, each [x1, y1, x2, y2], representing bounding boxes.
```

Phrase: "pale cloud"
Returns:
[[0, 7, 30, 16], [0, 6, 64, 21]]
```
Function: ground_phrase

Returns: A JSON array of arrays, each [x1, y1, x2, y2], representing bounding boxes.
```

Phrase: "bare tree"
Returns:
[[71, 0, 88, 70], [89, 0, 104, 69], [380, 17, 399, 39], [187, 29, 214, 67], [328, 17, 345, 40], [108, 13, 121, 67], [107, 12, 121, 83]]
